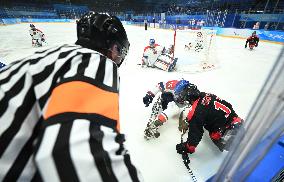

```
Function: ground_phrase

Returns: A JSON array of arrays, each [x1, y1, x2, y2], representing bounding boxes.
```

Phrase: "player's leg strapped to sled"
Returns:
[[209, 117, 245, 151], [142, 54, 178, 72], [32, 38, 47, 47], [32, 39, 42, 47], [154, 55, 178, 72], [144, 96, 163, 140], [144, 92, 180, 140], [177, 115, 245, 152]]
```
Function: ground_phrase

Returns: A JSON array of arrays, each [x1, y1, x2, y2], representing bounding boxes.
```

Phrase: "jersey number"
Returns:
[[214, 101, 231, 118], [166, 81, 175, 90]]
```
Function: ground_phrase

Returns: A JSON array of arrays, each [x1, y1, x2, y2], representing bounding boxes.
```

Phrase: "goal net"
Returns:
[[173, 29, 218, 73]]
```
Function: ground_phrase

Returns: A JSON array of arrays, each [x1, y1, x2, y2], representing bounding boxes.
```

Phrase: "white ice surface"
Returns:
[[0, 23, 283, 182]]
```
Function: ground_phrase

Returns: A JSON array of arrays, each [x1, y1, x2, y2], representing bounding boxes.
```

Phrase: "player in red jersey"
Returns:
[[245, 31, 259, 50]]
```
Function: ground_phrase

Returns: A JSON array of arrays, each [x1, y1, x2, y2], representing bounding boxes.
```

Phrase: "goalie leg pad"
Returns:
[[154, 58, 170, 71], [154, 54, 177, 72]]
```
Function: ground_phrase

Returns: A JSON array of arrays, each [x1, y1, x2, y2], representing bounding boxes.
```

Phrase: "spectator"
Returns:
[[264, 22, 270, 30], [253, 22, 260, 29]]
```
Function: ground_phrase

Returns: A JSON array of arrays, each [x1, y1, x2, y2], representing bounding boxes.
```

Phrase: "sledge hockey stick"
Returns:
[[180, 131, 198, 182]]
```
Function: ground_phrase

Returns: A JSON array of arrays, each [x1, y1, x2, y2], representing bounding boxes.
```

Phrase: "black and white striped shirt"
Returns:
[[0, 44, 141, 182]]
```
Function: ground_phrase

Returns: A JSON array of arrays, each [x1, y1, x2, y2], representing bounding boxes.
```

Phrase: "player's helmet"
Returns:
[[76, 11, 130, 67], [30, 24, 35, 29], [174, 80, 200, 104], [149, 38, 155, 47], [252, 31, 256, 36]]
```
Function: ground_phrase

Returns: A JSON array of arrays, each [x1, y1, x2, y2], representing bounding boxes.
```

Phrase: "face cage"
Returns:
[[174, 92, 186, 104], [116, 44, 128, 64], [149, 39, 155, 47], [108, 42, 128, 66]]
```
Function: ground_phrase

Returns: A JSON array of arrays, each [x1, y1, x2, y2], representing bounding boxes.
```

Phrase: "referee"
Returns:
[[0, 12, 141, 182]]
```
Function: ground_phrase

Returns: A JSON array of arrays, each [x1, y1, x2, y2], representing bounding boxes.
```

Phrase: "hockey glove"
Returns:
[[143, 93, 154, 107], [255, 43, 258, 47], [245, 44, 247, 48], [142, 56, 148, 66], [176, 142, 196, 155]]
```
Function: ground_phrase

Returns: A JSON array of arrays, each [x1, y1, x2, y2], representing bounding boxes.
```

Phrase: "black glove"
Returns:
[[176, 142, 196, 154], [245, 44, 247, 48], [255, 43, 258, 47], [143, 93, 154, 107]]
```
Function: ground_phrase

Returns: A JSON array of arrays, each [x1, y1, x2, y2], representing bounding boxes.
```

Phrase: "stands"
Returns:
[[0, 1, 283, 31], [0, 3, 89, 19]]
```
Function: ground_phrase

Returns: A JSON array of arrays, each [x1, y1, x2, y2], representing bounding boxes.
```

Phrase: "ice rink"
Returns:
[[0, 22, 283, 181]]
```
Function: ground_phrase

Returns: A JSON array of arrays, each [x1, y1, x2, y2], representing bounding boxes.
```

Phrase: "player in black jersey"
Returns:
[[174, 80, 244, 155]]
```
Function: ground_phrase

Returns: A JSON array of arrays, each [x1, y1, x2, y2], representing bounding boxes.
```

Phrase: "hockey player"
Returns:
[[29, 24, 46, 47], [174, 80, 244, 155], [141, 39, 177, 72], [0, 12, 142, 181], [245, 31, 259, 50], [141, 38, 164, 67], [143, 79, 192, 140], [184, 31, 204, 52]]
